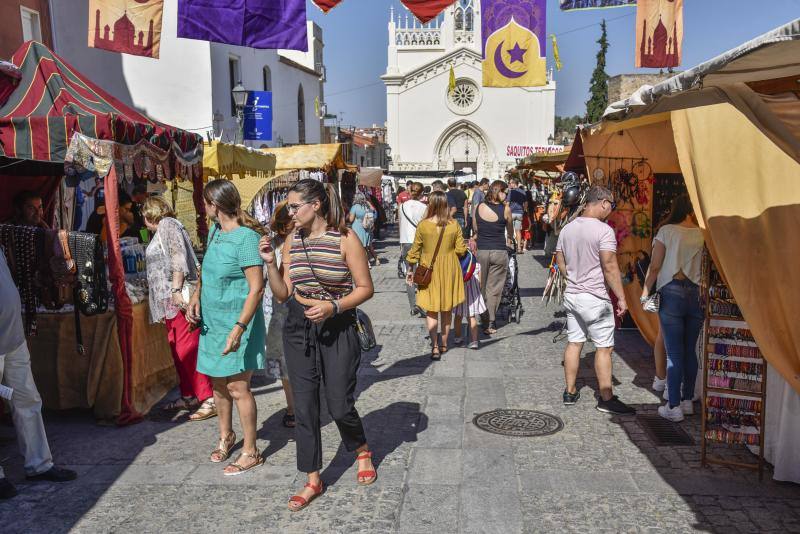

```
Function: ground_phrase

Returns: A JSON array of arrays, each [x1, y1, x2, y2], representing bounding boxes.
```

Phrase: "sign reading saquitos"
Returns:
[[506, 145, 566, 157]]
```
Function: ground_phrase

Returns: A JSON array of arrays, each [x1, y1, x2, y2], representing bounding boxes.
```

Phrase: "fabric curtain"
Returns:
[[672, 102, 800, 394]]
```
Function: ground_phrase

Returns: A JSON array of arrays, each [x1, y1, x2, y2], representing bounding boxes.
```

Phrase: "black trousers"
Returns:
[[283, 297, 367, 473]]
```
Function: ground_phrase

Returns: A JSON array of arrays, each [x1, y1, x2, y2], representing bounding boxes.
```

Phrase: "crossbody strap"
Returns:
[[429, 222, 446, 268], [401, 204, 417, 228]]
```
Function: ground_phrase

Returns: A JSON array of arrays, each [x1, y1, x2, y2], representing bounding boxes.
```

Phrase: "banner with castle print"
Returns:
[[635, 0, 683, 68], [88, 0, 163, 58]]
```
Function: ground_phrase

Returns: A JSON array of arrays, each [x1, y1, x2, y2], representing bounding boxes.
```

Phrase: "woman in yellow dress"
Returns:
[[406, 190, 467, 359]]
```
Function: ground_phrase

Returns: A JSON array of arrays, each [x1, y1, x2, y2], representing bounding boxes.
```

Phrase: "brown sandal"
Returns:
[[163, 396, 198, 412], [223, 449, 264, 476], [189, 398, 217, 421], [356, 451, 377, 486], [288, 481, 324, 512], [209, 431, 235, 463]]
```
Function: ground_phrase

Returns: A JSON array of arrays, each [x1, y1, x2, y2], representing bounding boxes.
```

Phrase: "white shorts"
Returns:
[[563, 293, 615, 348], [511, 213, 523, 231]]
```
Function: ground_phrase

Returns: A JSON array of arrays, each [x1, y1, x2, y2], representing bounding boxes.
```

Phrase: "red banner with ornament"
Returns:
[[311, 0, 455, 23]]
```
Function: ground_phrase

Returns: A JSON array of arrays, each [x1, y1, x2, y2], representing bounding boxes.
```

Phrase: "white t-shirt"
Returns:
[[653, 224, 704, 290], [399, 199, 427, 244], [556, 217, 617, 301]]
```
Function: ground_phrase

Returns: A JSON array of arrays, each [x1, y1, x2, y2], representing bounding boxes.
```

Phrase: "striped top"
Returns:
[[288, 230, 352, 301]]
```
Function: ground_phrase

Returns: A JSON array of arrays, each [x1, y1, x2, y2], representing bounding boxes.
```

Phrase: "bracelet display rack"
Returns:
[[700, 249, 766, 480]]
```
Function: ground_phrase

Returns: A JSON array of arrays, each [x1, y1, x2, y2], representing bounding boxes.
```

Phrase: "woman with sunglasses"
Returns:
[[259, 179, 375, 512], [186, 179, 266, 476]]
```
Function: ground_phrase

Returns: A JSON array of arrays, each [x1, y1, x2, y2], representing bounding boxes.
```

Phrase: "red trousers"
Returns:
[[165, 311, 213, 401]]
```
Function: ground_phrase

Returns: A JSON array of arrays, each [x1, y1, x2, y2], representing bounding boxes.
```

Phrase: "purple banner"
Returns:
[[178, 0, 308, 51], [482, 0, 547, 87]]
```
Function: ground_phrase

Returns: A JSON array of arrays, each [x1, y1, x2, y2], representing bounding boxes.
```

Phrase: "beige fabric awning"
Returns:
[[260, 143, 349, 171]]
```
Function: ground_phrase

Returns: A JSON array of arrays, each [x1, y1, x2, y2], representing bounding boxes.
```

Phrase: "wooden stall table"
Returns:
[[28, 302, 177, 421]]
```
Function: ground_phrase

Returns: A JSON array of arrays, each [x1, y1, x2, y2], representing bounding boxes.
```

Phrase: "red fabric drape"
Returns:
[[311, 0, 342, 12], [402, 0, 456, 23], [191, 172, 208, 245], [103, 167, 142, 425]]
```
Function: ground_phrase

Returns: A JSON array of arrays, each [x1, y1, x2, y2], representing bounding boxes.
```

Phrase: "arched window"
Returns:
[[454, 7, 463, 30], [262, 66, 271, 91], [297, 84, 306, 144], [465, 7, 473, 31]]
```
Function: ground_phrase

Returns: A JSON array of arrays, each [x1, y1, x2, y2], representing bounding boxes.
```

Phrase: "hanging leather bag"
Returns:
[[412, 222, 446, 288]]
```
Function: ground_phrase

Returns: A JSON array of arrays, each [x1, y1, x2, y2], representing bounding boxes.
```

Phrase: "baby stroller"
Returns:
[[500, 244, 523, 323]]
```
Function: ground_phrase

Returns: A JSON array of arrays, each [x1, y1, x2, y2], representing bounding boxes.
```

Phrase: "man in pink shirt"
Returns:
[[555, 185, 635, 416]]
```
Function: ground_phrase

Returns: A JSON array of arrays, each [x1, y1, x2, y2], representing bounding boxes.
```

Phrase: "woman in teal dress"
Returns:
[[348, 192, 377, 264], [186, 179, 266, 476]]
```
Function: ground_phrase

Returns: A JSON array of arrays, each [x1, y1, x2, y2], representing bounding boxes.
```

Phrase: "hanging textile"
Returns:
[[482, 0, 547, 88], [311, 0, 342, 13], [635, 0, 683, 68], [551, 34, 562, 71], [560, 0, 636, 11], [88, 0, 163, 58], [177, 0, 308, 51], [401, 0, 457, 24]]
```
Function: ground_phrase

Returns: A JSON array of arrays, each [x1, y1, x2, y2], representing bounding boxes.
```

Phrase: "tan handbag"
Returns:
[[412, 223, 446, 288]]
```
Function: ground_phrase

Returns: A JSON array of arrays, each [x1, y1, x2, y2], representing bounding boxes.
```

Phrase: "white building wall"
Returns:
[[50, 0, 323, 147], [384, 0, 555, 179]]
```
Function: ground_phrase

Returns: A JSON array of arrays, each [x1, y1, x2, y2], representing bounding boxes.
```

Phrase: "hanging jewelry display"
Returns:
[[700, 248, 767, 479]]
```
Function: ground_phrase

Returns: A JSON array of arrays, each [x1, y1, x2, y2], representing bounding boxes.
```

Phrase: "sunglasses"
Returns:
[[287, 201, 313, 213], [603, 198, 617, 210]]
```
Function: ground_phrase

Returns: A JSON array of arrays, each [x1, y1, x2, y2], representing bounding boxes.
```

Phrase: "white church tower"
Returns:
[[382, 0, 556, 180]]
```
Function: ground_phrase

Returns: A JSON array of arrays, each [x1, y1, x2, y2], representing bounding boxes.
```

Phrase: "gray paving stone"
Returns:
[[407, 448, 462, 485], [398, 484, 460, 533]]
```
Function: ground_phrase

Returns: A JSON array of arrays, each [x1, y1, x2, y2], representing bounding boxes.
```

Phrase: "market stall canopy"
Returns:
[[261, 143, 351, 172], [202, 140, 276, 181], [581, 18, 800, 394], [517, 149, 571, 173], [0, 41, 202, 165], [603, 18, 800, 122], [358, 167, 383, 188]]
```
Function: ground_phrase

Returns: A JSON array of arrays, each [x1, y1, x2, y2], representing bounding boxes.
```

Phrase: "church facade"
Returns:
[[382, 0, 556, 180]]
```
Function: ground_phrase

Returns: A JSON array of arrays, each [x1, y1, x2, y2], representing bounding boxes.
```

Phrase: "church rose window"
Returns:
[[450, 80, 477, 109]]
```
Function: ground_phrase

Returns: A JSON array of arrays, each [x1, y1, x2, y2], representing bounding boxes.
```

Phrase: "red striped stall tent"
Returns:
[[0, 41, 205, 426], [0, 41, 201, 164]]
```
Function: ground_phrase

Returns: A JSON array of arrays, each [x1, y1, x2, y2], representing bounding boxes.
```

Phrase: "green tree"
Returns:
[[585, 19, 609, 123]]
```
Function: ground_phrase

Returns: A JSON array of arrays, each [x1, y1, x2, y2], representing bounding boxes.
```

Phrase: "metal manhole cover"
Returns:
[[473, 409, 564, 437]]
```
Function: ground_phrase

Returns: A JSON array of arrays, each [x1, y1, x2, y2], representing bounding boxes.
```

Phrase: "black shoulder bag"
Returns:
[[68, 231, 109, 354], [299, 231, 376, 352]]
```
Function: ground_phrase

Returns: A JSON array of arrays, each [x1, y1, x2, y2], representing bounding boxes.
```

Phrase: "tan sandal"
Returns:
[[209, 431, 235, 463], [189, 398, 217, 421], [223, 449, 264, 476]]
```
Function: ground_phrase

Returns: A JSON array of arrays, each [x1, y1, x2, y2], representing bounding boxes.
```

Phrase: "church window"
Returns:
[[297, 84, 306, 144], [262, 66, 272, 92], [450, 80, 477, 109], [454, 8, 464, 31], [465, 8, 473, 32]]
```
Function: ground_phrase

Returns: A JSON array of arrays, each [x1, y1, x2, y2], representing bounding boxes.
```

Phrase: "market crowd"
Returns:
[[0, 173, 705, 508]]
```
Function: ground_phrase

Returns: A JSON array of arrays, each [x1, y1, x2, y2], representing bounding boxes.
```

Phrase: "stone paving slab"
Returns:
[[1, 228, 799, 533]]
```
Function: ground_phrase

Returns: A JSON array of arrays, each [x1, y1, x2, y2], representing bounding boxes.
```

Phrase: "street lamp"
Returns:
[[231, 82, 248, 144], [547, 134, 555, 145]]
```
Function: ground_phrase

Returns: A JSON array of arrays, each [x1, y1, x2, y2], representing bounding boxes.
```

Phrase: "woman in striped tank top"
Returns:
[[260, 179, 376, 512]]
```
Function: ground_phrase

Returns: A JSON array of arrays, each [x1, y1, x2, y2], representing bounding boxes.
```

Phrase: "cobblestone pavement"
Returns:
[[1, 226, 799, 533]]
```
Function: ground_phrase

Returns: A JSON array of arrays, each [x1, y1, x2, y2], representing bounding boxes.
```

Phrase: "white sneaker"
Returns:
[[663, 387, 670, 401], [681, 400, 694, 415], [467, 341, 479, 349], [658, 404, 684, 422], [652, 376, 666, 392]]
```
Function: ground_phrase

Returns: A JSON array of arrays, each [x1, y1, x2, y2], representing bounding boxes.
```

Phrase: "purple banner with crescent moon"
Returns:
[[481, 0, 547, 87]]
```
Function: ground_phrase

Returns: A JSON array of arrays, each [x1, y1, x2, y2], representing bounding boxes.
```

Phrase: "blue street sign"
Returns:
[[243, 91, 272, 141]]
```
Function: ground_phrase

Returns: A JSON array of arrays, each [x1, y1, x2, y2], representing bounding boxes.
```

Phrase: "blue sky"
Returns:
[[306, 0, 800, 125]]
